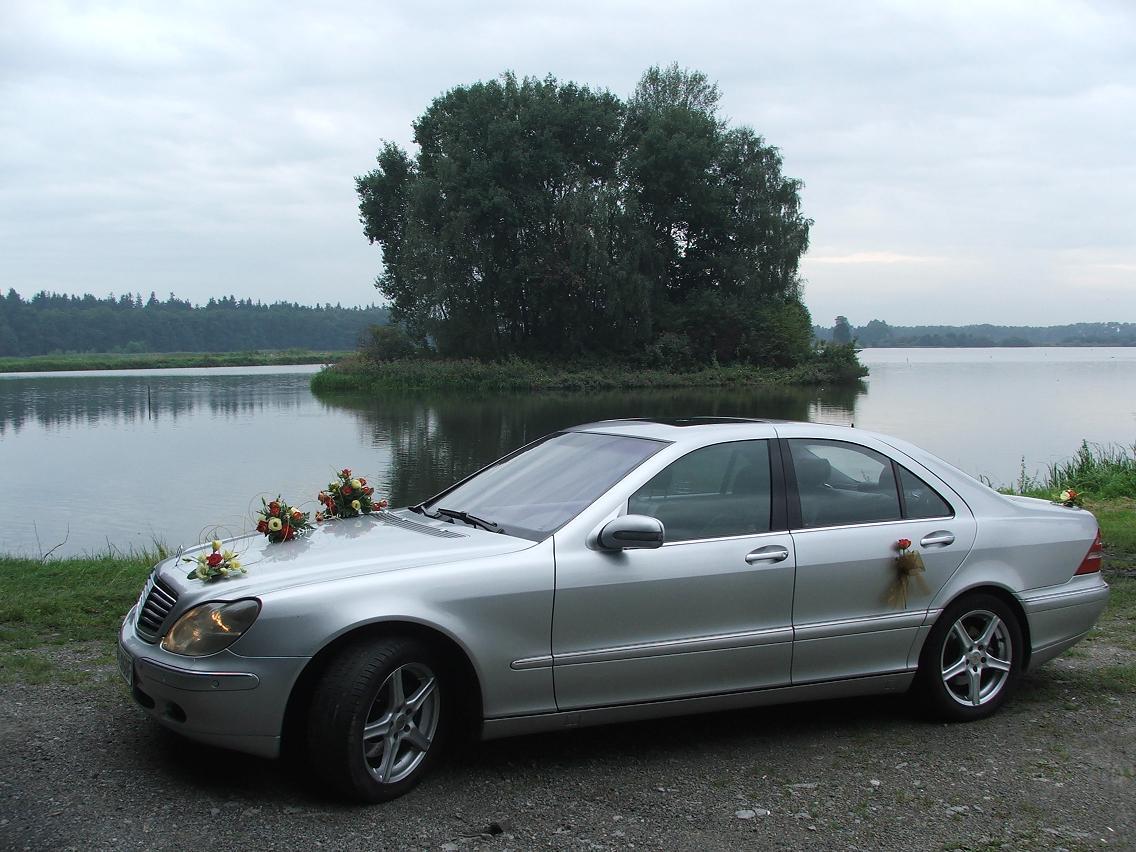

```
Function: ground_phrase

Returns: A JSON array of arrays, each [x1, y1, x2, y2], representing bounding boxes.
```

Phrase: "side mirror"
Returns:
[[598, 515, 665, 550]]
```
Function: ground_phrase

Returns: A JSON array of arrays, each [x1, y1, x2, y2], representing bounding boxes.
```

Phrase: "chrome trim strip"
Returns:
[[553, 626, 792, 667], [481, 672, 914, 740], [788, 516, 953, 534], [793, 610, 926, 641], [136, 659, 260, 692], [510, 655, 554, 671], [1020, 584, 1109, 613], [660, 530, 791, 547]]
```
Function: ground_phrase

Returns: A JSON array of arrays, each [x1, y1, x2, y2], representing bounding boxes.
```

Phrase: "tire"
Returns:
[[916, 593, 1023, 722], [307, 637, 447, 802]]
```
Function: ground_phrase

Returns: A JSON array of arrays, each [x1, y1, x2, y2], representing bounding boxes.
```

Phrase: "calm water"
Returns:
[[1, 349, 1133, 557]]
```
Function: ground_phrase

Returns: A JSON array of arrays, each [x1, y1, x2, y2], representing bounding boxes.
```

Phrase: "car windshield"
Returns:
[[423, 431, 666, 540]]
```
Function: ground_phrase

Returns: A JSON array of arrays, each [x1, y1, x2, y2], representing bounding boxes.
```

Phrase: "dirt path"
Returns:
[[1, 645, 1132, 852]]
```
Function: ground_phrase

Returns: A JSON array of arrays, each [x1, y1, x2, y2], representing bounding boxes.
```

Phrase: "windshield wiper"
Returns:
[[408, 502, 440, 518], [435, 507, 500, 532]]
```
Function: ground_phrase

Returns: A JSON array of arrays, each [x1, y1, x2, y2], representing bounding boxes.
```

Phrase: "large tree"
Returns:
[[357, 65, 814, 366]]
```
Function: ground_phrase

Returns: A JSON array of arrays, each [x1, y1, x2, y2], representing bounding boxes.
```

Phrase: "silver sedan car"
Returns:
[[117, 418, 1109, 801]]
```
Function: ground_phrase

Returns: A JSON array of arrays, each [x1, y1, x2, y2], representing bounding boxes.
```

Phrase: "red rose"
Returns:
[[377, 498, 389, 509], [206, 552, 223, 567], [341, 486, 353, 496], [269, 502, 281, 516], [256, 520, 269, 534], [363, 486, 374, 496], [897, 538, 912, 550], [341, 468, 351, 477], [282, 525, 294, 541]]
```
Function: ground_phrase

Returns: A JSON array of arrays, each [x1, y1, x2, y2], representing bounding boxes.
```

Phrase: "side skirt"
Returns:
[[480, 671, 914, 741]]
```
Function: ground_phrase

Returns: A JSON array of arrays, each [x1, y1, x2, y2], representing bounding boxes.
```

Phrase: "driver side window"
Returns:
[[628, 441, 772, 542]]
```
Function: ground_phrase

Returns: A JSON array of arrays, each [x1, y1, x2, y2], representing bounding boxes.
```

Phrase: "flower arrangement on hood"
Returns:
[[318, 468, 389, 520], [184, 539, 245, 582], [256, 496, 313, 542]]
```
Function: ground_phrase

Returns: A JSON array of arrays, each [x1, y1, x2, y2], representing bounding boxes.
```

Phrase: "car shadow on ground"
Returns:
[[131, 673, 1069, 803]]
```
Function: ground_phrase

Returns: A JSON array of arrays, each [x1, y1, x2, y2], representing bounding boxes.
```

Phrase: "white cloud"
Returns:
[[0, 0, 1133, 324]]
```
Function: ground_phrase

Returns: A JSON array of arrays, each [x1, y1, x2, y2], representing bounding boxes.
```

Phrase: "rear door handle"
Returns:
[[920, 531, 955, 548], [745, 545, 790, 565]]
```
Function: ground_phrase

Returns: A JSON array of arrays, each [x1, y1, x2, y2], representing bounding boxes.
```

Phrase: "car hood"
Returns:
[[155, 511, 536, 599]]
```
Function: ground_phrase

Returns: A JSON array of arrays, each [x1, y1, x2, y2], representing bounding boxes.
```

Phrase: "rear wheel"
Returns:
[[917, 593, 1022, 721], [307, 637, 447, 802]]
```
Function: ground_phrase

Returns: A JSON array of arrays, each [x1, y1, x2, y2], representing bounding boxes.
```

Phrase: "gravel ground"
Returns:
[[1, 645, 1133, 852]]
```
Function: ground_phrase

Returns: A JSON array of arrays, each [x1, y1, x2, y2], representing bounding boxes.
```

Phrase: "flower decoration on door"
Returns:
[[886, 537, 929, 608]]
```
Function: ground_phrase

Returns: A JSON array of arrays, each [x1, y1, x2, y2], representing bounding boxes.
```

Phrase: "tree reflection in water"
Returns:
[[319, 384, 862, 507]]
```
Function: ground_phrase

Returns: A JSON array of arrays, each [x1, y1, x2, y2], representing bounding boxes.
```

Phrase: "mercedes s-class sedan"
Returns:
[[118, 418, 1108, 801]]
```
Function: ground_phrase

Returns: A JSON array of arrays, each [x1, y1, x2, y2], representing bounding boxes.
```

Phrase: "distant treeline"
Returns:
[[0, 290, 390, 356], [814, 319, 1136, 348]]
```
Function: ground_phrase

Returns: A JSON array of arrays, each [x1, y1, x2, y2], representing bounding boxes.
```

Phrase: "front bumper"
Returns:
[[117, 605, 309, 759]]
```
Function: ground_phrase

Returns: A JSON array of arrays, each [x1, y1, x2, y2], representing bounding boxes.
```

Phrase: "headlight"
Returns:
[[161, 599, 261, 656]]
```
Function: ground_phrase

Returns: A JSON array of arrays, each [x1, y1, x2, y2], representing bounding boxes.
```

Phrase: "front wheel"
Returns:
[[916, 593, 1023, 721], [307, 638, 447, 802]]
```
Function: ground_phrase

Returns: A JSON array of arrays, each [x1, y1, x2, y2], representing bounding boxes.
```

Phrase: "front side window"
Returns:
[[425, 431, 665, 540], [628, 441, 772, 542], [789, 439, 901, 528]]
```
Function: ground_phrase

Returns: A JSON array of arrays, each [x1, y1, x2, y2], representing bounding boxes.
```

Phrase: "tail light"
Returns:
[[1074, 529, 1103, 576]]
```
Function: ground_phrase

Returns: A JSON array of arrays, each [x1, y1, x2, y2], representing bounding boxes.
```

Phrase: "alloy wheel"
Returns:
[[361, 662, 440, 784], [939, 609, 1013, 707]]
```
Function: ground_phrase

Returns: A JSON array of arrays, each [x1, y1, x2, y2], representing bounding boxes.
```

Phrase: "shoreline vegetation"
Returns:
[[0, 349, 350, 374], [309, 344, 868, 394], [2, 441, 1133, 686]]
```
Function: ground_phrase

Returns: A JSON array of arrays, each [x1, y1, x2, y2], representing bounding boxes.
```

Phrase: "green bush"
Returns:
[[359, 325, 421, 363]]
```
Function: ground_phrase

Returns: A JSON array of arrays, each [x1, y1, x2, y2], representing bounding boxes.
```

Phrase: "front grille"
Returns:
[[135, 575, 179, 642]]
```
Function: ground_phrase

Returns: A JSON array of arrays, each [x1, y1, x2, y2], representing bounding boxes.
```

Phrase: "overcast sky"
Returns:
[[2, 0, 1133, 327]]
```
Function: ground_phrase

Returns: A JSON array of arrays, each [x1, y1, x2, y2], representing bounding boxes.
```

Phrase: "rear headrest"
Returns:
[[733, 463, 768, 494], [795, 456, 831, 488]]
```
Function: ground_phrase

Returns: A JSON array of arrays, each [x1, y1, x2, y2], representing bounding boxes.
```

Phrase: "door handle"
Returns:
[[920, 531, 955, 548], [745, 545, 790, 565]]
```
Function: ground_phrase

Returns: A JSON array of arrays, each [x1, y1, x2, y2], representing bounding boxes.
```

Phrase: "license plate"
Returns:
[[117, 644, 134, 688]]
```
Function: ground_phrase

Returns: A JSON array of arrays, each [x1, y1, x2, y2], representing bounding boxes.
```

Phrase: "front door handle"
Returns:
[[745, 545, 790, 565], [920, 530, 955, 548]]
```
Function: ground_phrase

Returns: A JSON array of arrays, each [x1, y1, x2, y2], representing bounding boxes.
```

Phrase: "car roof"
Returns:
[[569, 417, 856, 444]]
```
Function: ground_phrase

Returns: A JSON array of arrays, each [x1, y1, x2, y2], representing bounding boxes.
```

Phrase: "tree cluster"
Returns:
[[815, 319, 1136, 348], [357, 65, 814, 368], [0, 290, 389, 356]]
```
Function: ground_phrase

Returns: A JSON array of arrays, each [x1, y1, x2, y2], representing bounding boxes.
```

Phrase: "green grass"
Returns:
[[0, 349, 350, 373], [1008, 440, 1136, 501], [0, 553, 156, 651], [311, 349, 867, 394]]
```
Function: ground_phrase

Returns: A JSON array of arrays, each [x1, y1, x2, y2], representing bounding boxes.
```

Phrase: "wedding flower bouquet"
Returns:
[[886, 537, 929, 608], [318, 468, 388, 520], [1055, 488, 1082, 508], [184, 539, 244, 582], [256, 496, 313, 542]]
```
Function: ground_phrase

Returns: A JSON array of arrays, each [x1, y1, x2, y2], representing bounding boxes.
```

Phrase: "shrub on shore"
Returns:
[[310, 342, 867, 395]]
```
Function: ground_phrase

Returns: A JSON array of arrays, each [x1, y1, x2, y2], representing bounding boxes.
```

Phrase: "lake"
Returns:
[[1, 349, 1133, 557]]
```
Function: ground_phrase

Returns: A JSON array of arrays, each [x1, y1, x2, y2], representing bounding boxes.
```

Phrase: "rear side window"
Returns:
[[788, 439, 956, 528], [788, 440, 901, 528], [898, 465, 953, 519], [629, 441, 772, 542]]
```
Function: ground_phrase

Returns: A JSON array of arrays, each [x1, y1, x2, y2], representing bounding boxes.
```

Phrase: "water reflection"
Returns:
[[325, 385, 862, 507], [0, 374, 309, 435]]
